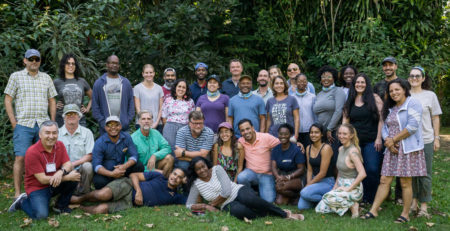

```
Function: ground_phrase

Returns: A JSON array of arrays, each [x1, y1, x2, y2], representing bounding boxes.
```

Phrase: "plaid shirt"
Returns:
[[4, 69, 57, 128]]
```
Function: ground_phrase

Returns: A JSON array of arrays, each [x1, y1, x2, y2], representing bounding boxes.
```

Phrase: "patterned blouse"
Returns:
[[216, 145, 239, 181], [161, 96, 195, 124]]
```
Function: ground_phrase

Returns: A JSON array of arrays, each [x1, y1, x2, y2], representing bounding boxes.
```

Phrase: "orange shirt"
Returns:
[[238, 132, 280, 174]]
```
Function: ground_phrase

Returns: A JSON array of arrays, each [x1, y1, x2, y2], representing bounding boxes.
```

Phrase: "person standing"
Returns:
[[252, 69, 273, 105], [338, 65, 357, 96], [162, 68, 177, 98], [190, 62, 209, 103], [221, 59, 243, 97], [374, 56, 398, 100], [293, 73, 316, 149], [286, 63, 315, 95], [53, 54, 92, 127], [4, 49, 57, 198], [92, 55, 134, 134]]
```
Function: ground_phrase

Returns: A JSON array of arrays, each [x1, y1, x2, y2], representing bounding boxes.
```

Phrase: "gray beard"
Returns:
[[165, 79, 175, 88]]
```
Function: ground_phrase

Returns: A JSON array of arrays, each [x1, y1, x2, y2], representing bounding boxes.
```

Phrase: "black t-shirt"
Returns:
[[349, 103, 378, 144]]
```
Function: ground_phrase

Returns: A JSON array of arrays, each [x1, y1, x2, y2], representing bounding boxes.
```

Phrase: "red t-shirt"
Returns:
[[24, 140, 70, 195]]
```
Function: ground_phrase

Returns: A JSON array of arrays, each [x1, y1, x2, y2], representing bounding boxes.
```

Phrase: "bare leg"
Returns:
[[275, 178, 302, 204], [80, 203, 109, 214], [399, 177, 412, 220], [369, 176, 394, 216], [71, 187, 113, 204], [13, 156, 24, 198], [350, 202, 360, 218], [157, 155, 174, 178]]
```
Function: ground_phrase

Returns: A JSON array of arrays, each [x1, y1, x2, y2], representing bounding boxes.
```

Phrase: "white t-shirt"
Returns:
[[133, 82, 164, 123], [411, 90, 442, 143]]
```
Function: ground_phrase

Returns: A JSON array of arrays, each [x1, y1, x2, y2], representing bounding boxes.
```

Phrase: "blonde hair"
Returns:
[[338, 123, 361, 154]]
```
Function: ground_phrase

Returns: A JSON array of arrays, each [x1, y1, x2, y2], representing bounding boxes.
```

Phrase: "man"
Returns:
[[228, 75, 266, 137], [92, 55, 134, 134], [162, 67, 177, 98], [132, 111, 174, 177], [92, 116, 144, 189], [174, 111, 214, 171], [8, 121, 80, 219], [236, 119, 280, 203], [58, 104, 95, 195], [4, 49, 57, 198], [286, 63, 315, 95], [374, 56, 398, 100], [252, 69, 273, 104], [189, 62, 208, 103], [221, 59, 243, 97], [70, 168, 186, 214]]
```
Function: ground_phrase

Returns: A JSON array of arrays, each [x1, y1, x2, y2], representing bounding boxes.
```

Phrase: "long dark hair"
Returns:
[[344, 73, 379, 122], [338, 65, 357, 87], [59, 54, 81, 81], [410, 67, 432, 90], [309, 123, 328, 143], [217, 127, 238, 159], [382, 78, 411, 120], [187, 157, 212, 189], [170, 79, 191, 101]]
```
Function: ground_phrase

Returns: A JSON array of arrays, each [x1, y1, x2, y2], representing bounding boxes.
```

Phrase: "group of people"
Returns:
[[6, 49, 441, 224]]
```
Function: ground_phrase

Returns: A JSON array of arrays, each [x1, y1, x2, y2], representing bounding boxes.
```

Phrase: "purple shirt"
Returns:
[[196, 94, 229, 133]]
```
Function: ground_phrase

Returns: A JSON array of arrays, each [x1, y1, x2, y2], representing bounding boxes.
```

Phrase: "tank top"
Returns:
[[216, 145, 239, 180], [336, 144, 361, 178], [349, 103, 378, 144], [308, 144, 334, 178]]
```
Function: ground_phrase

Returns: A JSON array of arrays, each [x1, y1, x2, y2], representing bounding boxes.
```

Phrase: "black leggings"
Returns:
[[223, 186, 287, 220], [93, 162, 144, 189]]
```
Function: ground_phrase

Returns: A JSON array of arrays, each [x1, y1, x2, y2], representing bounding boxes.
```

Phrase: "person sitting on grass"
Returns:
[[8, 121, 80, 219], [70, 168, 187, 213], [186, 157, 304, 221], [271, 123, 306, 205], [315, 124, 366, 218]]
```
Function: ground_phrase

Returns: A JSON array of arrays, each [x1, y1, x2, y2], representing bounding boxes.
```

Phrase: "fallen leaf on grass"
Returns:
[[265, 221, 273, 225], [244, 217, 252, 224], [173, 213, 179, 217], [20, 218, 32, 228], [112, 215, 123, 219], [69, 204, 80, 209], [221, 226, 229, 231], [84, 212, 92, 217], [154, 208, 161, 212], [145, 224, 154, 228], [186, 212, 193, 217], [73, 215, 82, 219], [426, 222, 435, 227], [48, 218, 60, 227], [408, 226, 418, 231]]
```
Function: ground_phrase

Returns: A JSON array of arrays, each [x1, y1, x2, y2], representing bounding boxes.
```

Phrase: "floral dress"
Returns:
[[216, 145, 239, 181]]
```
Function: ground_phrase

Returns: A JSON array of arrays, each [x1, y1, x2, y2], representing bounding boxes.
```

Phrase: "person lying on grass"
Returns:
[[186, 157, 304, 220], [70, 168, 186, 214]]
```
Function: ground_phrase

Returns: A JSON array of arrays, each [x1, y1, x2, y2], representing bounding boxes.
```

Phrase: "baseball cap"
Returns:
[[105, 116, 121, 125], [62, 104, 83, 118], [382, 56, 397, 65], [195, 62, 208, 71], [25, 49, 41, 59], [239, 75, 252, 82], [207, 74, 220, 82], [218, 122, 233, 131]]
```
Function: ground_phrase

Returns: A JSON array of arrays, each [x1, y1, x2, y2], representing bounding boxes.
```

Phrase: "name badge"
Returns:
[[46, 163, 56, 173]]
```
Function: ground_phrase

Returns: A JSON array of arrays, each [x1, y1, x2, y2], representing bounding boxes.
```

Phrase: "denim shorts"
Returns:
[[13, 123, 40, 156]]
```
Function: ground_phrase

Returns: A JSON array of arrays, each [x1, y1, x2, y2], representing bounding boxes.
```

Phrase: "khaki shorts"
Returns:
[[105, 178, 133, 213]]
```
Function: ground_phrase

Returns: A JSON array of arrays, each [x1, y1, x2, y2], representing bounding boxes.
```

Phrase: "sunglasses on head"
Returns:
[[28, 57, 40, 62]]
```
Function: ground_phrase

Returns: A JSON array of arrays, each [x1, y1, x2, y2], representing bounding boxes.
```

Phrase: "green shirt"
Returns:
[[131, 128, 171, 171]]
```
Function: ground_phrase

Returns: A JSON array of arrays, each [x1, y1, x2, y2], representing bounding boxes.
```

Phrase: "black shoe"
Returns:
[[8, 193, 27, 212], [53, 206, 72, 214]]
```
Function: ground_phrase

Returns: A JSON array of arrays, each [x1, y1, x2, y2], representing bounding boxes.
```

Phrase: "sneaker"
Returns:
[[53, 206, 72, 214], [8, 193, 27, 212]]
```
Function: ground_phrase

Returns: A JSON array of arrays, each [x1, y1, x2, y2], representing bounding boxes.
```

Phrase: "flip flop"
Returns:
[[394, 216, 409, 224], [360, 211, 376, 220]]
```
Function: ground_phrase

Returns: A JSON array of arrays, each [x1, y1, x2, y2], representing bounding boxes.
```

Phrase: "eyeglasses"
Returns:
[[408, 75, 422, 79], [189, 121, 203, 126], [66, 62, 76, 66], [28, 57, 40, 62], [321, 75, 333, 80], [106, 123, 120, 128], [287, 68, 298, 72]]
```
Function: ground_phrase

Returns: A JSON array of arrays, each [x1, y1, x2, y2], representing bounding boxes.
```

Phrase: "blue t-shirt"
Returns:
[[132, 172, 186, 206], [271, 143, 305, 172], [228, 94, 266, 137]]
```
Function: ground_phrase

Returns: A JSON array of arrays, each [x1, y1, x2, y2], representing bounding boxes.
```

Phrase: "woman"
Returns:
[[134, 64, 164, 131], [162, 79, 195, 151], [313, 65, 346, 159], [211, 122, 244, 182], [408, 66, 442, 218], [362, 78, 426, 223], [316, 124, 366, 217], [196, 75, 229, 133], [268, 65, 283, 81], [53, 54, 92, 127], [297, 123, 335, 210], [186, 157, 304, 220], [266, 76, 299, 140], [338, 65, 357, 96], [271, 124, 306, 205], [293, 73, 316, 149], [343, 73, 383, 204]]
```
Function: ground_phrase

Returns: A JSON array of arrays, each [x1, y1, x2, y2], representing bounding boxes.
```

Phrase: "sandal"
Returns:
[[360, 212, 376, 220], [394, 216, 409, 224], [417, 210, 431, 219]]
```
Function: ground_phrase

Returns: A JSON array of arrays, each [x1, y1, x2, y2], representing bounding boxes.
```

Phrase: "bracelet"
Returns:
[[435, 136, 440, 140]]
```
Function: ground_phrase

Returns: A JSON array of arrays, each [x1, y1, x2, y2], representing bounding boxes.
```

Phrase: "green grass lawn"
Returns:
[[0, 141, 449, 230]]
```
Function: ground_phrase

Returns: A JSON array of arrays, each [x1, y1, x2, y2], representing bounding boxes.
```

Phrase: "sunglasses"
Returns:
[[408, 75, 422, 79], [287, 68, 298, 72], [28, 57, 41, 62], [66, 62, 76, 66]]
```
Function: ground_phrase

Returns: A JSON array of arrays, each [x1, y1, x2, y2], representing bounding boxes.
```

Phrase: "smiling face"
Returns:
[[287, 63, 300, 79], [142, 66, 155, 82], [238, 121, 255, 142], [138, 112, 153, 132], [24, 56, 41, 73], [175, 81, 187, 98], [195, 67, 208, 80], [65, 57, 76, 76], [389, 82, 406, 104], [39, 124, 59, 148], [189, 118, 204, 136], [168, 168, 185, 188], [194, 160, 210, 180], [278, 127, 291, 145], [309, 126, 323, 143], [106, 55, 120, 75], [229, 61, 243, 76], [320, 71, 334, 87], [219, 127, 232, 142], [273, 77, 286, 95], [337, 126, 353, 146], [382, 62, 397, 78], [296, 75, 308, 91], [105, 121, 122, 138], [354, 76, 367, 94], [408, 69, 424, 89], [207, 78, 219, 92], [269, 67, 280, 79], [238, 78, 252, 94], [64, 112, 80, 126], [343, 68, 355, 86], [257, 70, 270, 87]]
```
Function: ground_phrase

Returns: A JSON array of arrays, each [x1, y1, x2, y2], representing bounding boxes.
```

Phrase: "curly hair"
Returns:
[[382, 78, 411, 121], [187, 157, 212, 189], [170, 79, 191, 101], [59, 54, 81, 81], [317, 65, 338, 85], [338, 65, 357, 87]]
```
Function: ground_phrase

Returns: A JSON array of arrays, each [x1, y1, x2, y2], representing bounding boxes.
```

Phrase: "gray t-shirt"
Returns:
[[106, 77, 122, 116], [133, 82, 163, 124], [53, 77, 91, 126], [266, 95, 299, 137]]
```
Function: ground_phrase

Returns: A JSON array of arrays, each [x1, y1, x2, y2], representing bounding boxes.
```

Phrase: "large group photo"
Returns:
[[0, 1, 449, 230]]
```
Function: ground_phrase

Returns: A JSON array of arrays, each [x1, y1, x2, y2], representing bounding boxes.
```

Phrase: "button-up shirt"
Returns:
[[58, 125, 95, 167], [252, 87, 273, 105], [131, 128, 171, 171], [221, 78, 240, 98], [92, 131, 139, 172], [4, 69, 57, 128]]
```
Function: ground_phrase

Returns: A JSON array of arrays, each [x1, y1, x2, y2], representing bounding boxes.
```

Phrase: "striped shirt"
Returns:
[[4, 69, 57, 128], [186, 165, 243, 209], [175, 125, 214, 152]]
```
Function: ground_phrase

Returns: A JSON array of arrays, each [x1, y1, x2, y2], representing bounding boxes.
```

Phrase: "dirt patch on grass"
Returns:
[[440, 135, 450, 153]]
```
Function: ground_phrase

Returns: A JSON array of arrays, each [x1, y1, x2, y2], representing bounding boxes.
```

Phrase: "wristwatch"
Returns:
[[61, 167, 69, 176], [435, 135, 440, 140], [182, 150, 186, 157]]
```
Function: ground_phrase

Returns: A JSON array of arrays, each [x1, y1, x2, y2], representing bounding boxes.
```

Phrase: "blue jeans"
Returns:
[[13, 123, 40, 156], [361, 142, 382, 203], [237, 168, 276, 203], [297, 176, 334, 210], [21, 181, 77, 219]]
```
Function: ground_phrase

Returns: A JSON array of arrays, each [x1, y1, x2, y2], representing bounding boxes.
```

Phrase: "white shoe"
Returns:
[[8, 193, 27, 212]]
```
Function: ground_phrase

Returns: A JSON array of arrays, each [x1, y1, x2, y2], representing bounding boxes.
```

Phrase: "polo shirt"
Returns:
[[189, 81, 207, 103], [175, 125, 214, 152], [132, 172, 186, 206], [92, 131, 139, 172], [24, 140, 70, 194], [221, 78, 240, 98], [131, 128, 171, 171], [238, 132, 280, 174], [58, 125, 95, 167]]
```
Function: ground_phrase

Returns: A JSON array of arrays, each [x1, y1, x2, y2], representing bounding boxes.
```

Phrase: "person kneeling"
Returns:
[[8, 121, 80, 219], [71, 168, 187, 213]]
